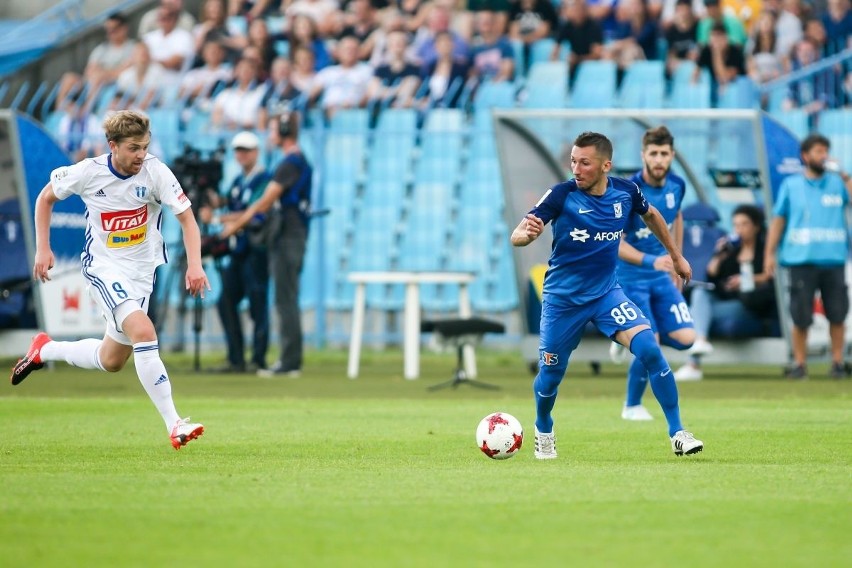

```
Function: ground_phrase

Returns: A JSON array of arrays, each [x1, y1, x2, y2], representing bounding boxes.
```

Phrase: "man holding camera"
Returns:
[[207, 131, 272, 373], [221, 110, 312, 377]]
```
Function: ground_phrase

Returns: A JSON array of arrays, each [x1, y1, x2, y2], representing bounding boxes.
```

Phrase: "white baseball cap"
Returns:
[[231, 131, 260, 150]]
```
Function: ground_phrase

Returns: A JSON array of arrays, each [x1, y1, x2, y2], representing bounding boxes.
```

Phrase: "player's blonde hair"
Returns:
[[103, 110, 150, 143]]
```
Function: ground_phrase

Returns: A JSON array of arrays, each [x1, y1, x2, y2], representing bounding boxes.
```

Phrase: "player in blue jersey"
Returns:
[[511, 131, 704, 459], [611, 126, 701, 421]]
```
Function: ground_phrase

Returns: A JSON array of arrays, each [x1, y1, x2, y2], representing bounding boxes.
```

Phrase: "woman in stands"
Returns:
[[675, 204, 778, 381]]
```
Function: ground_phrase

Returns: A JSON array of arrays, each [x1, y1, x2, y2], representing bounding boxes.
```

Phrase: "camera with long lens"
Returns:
[[172, 144, 229, 258]]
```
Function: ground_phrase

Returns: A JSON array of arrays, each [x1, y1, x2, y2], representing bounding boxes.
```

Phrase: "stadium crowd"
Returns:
[[52, 0, 852, 149]]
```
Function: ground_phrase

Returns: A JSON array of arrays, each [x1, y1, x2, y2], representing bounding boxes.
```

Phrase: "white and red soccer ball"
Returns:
[[476, 412, 523, 460]]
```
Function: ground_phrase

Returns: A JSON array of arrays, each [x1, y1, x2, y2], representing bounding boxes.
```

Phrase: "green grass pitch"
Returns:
[[1, 350, 850, 567]]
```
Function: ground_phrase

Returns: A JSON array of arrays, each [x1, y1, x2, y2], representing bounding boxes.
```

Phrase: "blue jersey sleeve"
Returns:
[[529, 184, 568, 225], [629, 180, 650, 215]]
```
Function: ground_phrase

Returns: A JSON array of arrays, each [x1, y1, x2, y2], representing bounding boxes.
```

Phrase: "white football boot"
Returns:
[[671, 430, 704, 456], [534, 427, 557, 460], [621, 404, 654, 421]]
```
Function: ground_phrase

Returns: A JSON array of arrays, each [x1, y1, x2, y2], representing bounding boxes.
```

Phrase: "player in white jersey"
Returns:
[[10, 110, 211, 450]]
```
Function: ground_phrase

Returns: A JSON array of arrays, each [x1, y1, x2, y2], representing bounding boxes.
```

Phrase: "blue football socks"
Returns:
[[630, 329, 683, 436]]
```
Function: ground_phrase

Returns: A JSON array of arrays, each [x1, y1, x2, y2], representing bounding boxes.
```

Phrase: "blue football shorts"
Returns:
[[621, 277, 694, 336], [538, 286, 652, 369]]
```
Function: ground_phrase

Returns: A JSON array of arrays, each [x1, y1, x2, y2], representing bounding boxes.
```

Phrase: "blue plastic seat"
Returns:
[[523, 62, 568, 108], [570, 61, 617, 108], [472, 81, 516, 110], [818, 109, 852, 136], [670, 66, 711, 109], [619, 61, 664, 108], [771, 109, 809, 140]]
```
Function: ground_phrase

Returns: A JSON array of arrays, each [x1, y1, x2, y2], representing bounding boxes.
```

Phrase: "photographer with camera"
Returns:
[[675, 204, 778, 381], [200, 131, 273, 373], [221, 109, 312, 378]]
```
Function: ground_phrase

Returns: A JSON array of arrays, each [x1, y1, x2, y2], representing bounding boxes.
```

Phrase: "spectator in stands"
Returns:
[[229, 0, 283, 19], [771, 0, 804, 59], [746, 10, 783, 84], [822, 0, 852, 55], [469, 10, 515, 83], [508, 0, 559, 77], [660, 0, 705, 29], [143, 5, 197, 93], [365, 8, 411, 67], [696, 0, 747, 46], [309, 35, 374, 118], [467, 0, 511, 34], [258, 56, 302, 129], [246, 17, 278, 76], [586, 0, 619, 42], [221, 109, 313, 378], [82, 14, 136, 98], [290, 45, 319, 92], [138, 0, 196, 36], [693, 23, 746, 105], [606, 0, 660, 84], [665, 0, 698, 78], [782, 38, 836, 114], [193, 0, 245, 64], [212, 56, 267, 128], [367, 30, 421, 110], [803, 18, 828, 56], [419, 30, 470, 108], [205, 131, 272, 373], [57, 91, 105, 162], [675, 204, 778, 381], [336, 0, 380, 55], [288, 14, 333, 70], [116, 42, 168, 109], [551, 0, 604, 87], [286, 0, 340, 37], [765, 134, 852, 380], [179, 40, 234, 103], [412, 3, 471, 65]]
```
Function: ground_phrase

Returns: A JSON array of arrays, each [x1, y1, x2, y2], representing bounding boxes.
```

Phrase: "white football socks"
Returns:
[[132, 341, 180, 430], [40, 338, 105, 371]]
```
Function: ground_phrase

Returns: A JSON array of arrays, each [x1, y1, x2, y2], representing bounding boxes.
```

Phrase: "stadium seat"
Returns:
[[570, 61, 616, 108], [827, 133, 852, 166], [670, 66, 711, 109], [368, 109, 417, 181], [771, 109, 809, 140], [472, 81, 516, 110], [717, 77, 758, 109], [522, 62, 567, 108], [146, 108, 181, 163], [818, 108, 852, 136], [619, 61, 664, 108]]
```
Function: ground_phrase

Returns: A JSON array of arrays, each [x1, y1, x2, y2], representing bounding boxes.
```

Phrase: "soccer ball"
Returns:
[[476, 412, 523, 460]]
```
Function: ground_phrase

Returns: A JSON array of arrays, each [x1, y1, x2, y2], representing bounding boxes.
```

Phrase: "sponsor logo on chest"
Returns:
[[107, 225, 148, 248], [101, 205, 147, 231]]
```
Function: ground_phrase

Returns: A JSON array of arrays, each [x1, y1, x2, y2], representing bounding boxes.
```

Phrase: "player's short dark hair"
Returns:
[[800, 133, 830, 154], [642, 125, 674, 149], [107, 13, 127, 26], [573, 131, 613, 161]]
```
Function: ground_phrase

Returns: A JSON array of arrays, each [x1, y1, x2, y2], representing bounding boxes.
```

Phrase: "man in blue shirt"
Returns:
[[765, 133, 852, 380], [211, 131, 272, 373], [511, 131, 704, 459], [613, 126, 698, 420]]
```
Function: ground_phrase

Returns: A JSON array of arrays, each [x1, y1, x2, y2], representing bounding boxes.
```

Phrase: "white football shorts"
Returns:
[[82, 264, 155, 345]]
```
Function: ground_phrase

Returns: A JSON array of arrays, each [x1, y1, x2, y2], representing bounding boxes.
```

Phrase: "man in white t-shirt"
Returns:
[[142, 6, 196, 90], [310, 35, 373, 117], [11, 110, 210, 451]]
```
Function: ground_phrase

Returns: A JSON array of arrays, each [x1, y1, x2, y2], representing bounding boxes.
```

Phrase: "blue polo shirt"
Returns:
[[773, 172, 849, 266]]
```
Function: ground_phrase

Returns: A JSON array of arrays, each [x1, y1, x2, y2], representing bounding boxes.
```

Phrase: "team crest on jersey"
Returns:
[[613, 202, 622, 218], [540, 352, 559, 366], [135, 186, 148, 198], [666, 193, 675, 209], [107, 225, 148, 248]]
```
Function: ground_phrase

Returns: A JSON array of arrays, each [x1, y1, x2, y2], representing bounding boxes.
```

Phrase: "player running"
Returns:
[[10, 110, 210, 450], [511, 131, 704, 459], [612, 126, 700, 421]]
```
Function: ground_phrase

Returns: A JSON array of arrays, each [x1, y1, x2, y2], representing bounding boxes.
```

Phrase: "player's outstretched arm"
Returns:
[[175, 209, 211, 298], [640, 205, 691, 283], [511, 214, 544, 247], [33, 183, 58, 282], [618, 238, 674, 272]]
